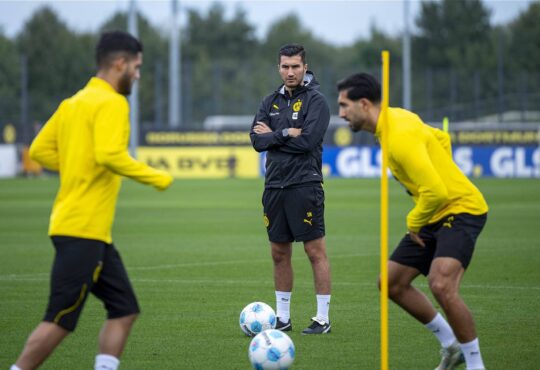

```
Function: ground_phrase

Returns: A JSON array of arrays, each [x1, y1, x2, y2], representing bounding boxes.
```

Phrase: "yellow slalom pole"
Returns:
[[443, 116, 449, 133], [380, 50, 390, 370]]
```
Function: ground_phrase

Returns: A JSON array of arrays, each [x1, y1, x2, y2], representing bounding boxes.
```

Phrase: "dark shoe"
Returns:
[[275, 317, 292, 332], [302, 317, 331, 335]]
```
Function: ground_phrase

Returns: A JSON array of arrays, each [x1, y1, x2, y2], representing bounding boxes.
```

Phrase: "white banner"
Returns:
[[0, 144, 17, 178]]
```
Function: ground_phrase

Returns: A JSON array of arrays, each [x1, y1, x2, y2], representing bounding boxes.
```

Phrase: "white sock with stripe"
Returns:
[[424, 312, 456, 348], [95, 354, 120, 370], [316, 294, 331, 323], [275, 291, 291, 322], [461, 338, 485, 370]]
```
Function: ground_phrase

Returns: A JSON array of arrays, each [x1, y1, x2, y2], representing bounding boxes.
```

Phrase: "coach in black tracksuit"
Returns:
[[250, 44, 332, 335]]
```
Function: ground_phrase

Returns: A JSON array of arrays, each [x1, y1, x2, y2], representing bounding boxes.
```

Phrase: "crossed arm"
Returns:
[[252, 121, 301, 137], [250, 95, 330, 153]]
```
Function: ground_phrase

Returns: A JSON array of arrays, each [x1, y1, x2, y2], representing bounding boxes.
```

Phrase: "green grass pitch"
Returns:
[[1, 177, 539, 369]]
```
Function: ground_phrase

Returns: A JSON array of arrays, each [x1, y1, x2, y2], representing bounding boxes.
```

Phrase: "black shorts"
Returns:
[[390, 213, 487, 276], [44, 236, 140, 331], [262, 184, 325, 243]]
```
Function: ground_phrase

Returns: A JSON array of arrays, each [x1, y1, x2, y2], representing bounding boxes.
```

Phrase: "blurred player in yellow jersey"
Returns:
[[11, 31, 173, 370], [337, 73, 488, 370]]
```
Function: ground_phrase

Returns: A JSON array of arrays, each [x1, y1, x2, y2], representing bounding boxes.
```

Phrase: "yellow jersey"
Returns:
[[30, 77, 173, 243], [375, 108, 488, 233]]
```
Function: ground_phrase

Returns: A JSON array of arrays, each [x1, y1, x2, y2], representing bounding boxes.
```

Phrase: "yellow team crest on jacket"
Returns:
[[293, 100, 302, 112]]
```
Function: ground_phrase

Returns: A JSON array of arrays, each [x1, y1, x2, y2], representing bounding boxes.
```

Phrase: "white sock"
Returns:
[[424, 312, 457, 348], [275, 291, 291, 322], [316, 294, 331, 323], [95, 354, 120, 370], [10, 365, 22, 370], [460, 338, 485, 370]]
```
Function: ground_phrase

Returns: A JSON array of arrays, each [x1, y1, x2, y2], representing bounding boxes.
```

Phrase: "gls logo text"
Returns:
[[454, 146, 540, 178], [328, 145, 540, 178], [336, 147, 382, 177]]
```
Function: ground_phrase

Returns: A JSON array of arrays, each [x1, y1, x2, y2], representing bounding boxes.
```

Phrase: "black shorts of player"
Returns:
[[43, 236, 140, 332], [262, 184, 325, 243], [390, 213, 487, 276]]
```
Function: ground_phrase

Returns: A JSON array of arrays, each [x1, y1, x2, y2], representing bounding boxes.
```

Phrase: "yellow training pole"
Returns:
[[443, 116, 449, 133], [380, 50, 390, 370]]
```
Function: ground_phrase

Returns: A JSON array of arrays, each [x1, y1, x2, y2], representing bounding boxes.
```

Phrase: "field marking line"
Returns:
[[0, 252, 375, 279], [131, 279, 540, 291], [128, 252, 376, 271], [2, 254, 539, 291], [1, 275, 539, 291]]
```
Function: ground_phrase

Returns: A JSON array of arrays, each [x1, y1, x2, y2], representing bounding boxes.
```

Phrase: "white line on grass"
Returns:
[[131, 279, 540, 291], [1, 275, 539, 291], [2, 253, 539, 291], [0, 252, 375, 279], [128, 252, 376, 271]]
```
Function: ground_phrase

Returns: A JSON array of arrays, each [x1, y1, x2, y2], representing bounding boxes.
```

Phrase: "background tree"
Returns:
[[412, 0, 495, 121], [0, 31, 20, 127], [414, 0, 493, 70], [183, 3, 260, 124], [341, 25, 402, 107], [4, 0, 538, 133], [505, 2, 540, 116], [16, 6, 95, 126], [100, 12, 168, 127], [508, 2, 540, 71]]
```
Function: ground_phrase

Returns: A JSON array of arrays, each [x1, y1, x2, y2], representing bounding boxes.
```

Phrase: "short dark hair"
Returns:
[[278, 43, 306, 64], [96, 30, 143, 68], [336, 73, 381, 104]]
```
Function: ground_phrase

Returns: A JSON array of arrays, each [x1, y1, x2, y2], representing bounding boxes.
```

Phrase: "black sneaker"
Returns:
[[302, 317, 331, 335], [275, 317, 292, 332]]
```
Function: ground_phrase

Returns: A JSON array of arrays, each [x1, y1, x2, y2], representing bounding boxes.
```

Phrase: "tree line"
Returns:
[[0, 0, 539, 136]]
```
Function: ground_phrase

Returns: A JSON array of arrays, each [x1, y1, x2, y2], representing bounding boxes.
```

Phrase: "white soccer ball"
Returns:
[[248, 329, 296, 369], [239, 302, 276, 337]]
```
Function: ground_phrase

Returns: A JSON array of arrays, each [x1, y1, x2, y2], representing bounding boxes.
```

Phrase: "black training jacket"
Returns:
[[250, 71, 330, 189]]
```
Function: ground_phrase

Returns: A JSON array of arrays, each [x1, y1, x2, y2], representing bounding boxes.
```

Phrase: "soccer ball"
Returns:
[[239, 302, 276, 337], [248, 329, 295, 369]]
